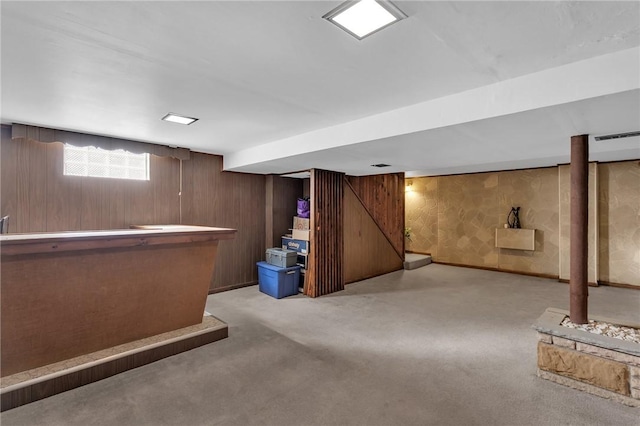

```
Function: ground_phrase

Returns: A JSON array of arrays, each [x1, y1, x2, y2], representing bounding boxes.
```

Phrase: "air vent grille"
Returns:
[[594, 131, 640, 141]]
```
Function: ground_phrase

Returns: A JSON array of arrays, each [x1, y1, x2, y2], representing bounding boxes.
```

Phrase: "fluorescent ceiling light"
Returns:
[[162, 113, 198, 125], [324, 0, 406, 40]]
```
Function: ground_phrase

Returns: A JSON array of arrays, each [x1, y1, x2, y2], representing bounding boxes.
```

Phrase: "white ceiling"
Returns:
[[1, 1, 639, 176]]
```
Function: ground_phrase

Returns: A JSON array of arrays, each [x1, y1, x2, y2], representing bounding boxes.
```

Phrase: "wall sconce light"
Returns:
[[405, 181, 413, 193]]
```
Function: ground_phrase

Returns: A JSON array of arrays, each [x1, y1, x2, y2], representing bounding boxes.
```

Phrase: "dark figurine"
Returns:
[[507, 207, 521, 229]]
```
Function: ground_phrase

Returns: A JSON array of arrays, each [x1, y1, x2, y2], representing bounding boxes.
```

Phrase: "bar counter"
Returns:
[[1, 225, 236, 377]]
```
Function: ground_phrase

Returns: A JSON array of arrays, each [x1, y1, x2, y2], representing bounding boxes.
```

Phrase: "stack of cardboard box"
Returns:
[[282, 216, 310, 275]]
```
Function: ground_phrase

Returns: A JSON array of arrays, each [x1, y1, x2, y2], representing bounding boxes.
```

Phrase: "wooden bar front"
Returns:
[[0, 225, 236, 377]]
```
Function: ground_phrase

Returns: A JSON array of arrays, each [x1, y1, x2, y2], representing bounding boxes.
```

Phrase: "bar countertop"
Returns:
[[0, 225, 237, 256]]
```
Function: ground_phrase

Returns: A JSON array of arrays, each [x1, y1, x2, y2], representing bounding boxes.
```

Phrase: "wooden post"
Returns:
[[570, 135, 589, 324]]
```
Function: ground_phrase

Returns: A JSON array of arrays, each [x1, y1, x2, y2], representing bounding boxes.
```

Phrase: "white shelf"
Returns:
[[495, 228, 536, 251]]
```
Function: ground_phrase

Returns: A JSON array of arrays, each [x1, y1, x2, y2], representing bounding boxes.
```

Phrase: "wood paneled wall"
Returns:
[[181, 152, 265, 292], [265, 175, 302, 249], [0, 126, 180, 233], [305, 169, 344, 298], [1, 126, 266, 292], [346, 173, 405, 258], [344, 183, 403, 283]]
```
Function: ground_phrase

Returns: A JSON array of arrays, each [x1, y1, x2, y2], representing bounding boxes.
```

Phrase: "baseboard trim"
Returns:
[[209, 281, 257, 294], [597, 280, 639, 290], [433, 261, 559, 280], [558, 278, 599, 287], [1, 317, 228, 412], [405, 250, 432, 256]]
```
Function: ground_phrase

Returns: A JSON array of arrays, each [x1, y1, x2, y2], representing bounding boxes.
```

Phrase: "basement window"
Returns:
[[63, 144, 150, 181]]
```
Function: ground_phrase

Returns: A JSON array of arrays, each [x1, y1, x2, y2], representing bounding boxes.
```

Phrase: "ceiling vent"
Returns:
[[371, 163, 391, 168], [594, 131, 640, 141]]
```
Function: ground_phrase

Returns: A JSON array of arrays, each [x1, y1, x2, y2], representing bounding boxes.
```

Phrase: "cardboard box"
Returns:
[[292, 229, 310, 241], [293, 216, 310, 230], [265, 248, 297, 268], [257, 262, 300, 299], [282, 237, 309, 254]]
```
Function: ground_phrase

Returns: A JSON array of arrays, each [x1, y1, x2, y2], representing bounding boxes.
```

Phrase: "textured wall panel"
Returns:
[[437, 173, 500, 268], [405, 177, 438, 256], [598, 161, 640, 287], [497, 168, 559, 276], [406, 167, 561, 277]]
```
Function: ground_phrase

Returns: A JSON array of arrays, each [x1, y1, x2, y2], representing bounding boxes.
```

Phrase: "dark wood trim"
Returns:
[[208, 281, 257, 294], [0, 325, 227, 412], [344, 178, 404, 260], [597, 281, 640, 290], [433, 261, 559, 280]]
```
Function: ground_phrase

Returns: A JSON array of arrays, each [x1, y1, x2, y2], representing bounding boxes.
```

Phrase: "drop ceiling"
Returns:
[[1, 1, 639, 176]]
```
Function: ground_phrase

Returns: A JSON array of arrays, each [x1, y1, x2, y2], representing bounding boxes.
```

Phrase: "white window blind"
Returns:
[[63, 144, 150, 181]]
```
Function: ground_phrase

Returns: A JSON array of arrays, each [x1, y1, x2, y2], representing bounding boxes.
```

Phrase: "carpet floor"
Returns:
[[2, 264, 639, 425]]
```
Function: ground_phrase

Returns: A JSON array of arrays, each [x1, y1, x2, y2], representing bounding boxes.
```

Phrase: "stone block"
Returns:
[[538, 369, 640, 407], [630, 366, 640, 390], [552, 336, 576, 349], [538, 342, 630, 395], [575, 342, 640, 367], [537, 333, 552, 344], [631, 387, 640, 400]]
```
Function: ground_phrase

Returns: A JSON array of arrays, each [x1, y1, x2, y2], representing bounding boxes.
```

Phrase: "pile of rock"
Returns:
[[561, 317, 640, 344]]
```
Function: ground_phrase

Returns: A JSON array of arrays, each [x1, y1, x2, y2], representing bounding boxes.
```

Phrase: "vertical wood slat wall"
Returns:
[[346, 173, 405, 258], [305, 169, 345, 298], [0, 127, 265, 293]]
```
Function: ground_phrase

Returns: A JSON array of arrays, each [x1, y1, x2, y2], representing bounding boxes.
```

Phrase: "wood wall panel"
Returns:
[[1, 127, 265, 293], [305, 169, 344, 298], [265, 175, 302, 249], [46, 142, 83, 232], [1, 126, 17, 232], [346, 173, 405, 258], [16, 134, 31, 232], [181, 152, 265, 291], [1, 130, 180, 233], [344, 183, 403, 283]]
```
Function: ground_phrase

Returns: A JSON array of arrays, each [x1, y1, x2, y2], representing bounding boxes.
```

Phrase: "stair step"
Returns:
[[403, 253, 432, 270]]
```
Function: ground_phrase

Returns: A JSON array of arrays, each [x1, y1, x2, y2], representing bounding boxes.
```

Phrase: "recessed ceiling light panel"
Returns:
[[323, 0, 407, 40], [162, 113, 199, 125]]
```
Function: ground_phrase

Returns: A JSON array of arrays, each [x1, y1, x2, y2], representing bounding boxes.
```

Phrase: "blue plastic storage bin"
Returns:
[[257, 261, 301, 299]]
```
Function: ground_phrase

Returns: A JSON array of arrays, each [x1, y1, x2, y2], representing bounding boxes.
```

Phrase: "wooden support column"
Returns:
[[570, 134, 589, 324]]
